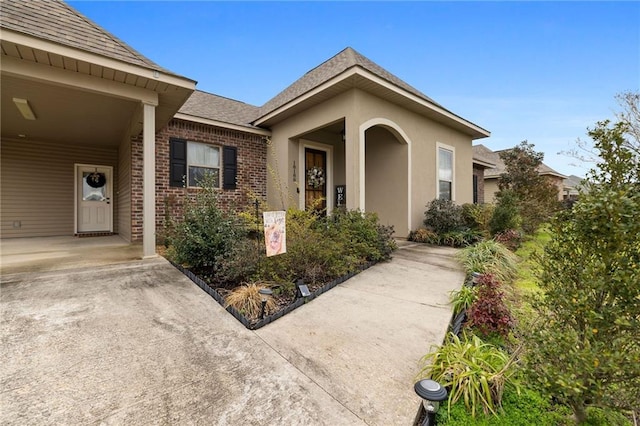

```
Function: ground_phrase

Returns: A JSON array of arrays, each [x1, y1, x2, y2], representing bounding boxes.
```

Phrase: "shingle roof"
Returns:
[[473, 144, 565, 179], [178, 90, 261, 128], [0, 0, 171, 73], [257, 47, 443, 119]]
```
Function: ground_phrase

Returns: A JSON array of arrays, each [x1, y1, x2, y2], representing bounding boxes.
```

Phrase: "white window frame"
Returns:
[[436, 142, 455, 201], [187, 141, 221, 188]]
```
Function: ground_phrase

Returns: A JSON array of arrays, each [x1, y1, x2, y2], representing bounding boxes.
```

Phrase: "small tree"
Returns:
[[497, 141, 560, 234], [523, 104, 640, 423]]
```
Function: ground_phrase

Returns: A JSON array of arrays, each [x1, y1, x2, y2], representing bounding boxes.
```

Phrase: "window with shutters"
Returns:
[[187, 142, 220, 187], [169, 138, 236, 189], [437, 143, 455, 201]]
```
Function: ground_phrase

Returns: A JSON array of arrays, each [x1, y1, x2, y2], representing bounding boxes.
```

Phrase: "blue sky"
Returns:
[[70, 1, 640, 177]]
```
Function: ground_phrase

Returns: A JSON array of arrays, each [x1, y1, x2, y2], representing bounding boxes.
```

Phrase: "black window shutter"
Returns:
[[169, 138, 187, 187], [223, 145, 237, 190]]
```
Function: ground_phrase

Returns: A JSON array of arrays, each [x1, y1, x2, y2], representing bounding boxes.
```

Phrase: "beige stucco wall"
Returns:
[[484, 178, 500, 203], [267, 88, 477, 236], [1, 138, 118, 238], [364, 126, 408, 232]]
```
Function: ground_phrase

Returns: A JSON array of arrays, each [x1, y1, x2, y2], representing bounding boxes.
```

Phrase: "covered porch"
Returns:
[[0, 3, 195, 258]]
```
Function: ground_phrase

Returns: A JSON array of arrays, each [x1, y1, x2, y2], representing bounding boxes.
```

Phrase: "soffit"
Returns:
[[2, 74, 138, 146], [1, 35, 195, 141]]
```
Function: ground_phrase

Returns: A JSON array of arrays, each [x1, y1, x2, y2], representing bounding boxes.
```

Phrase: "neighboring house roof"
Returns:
[[473, 144, 566, 179], [563, 174, 586, 193], [176, 90, 263, 130], [0, 0, 179, 77], [472, 144, 497, 169]]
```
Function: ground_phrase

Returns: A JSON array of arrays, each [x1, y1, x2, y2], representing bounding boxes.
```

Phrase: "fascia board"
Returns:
[[0, 29, 196, 90]]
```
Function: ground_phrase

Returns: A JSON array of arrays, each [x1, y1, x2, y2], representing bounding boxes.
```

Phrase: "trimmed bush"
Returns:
[[424, 199, 464, 234], [490, 190, 521, 236], [166, 175, 246, 282]]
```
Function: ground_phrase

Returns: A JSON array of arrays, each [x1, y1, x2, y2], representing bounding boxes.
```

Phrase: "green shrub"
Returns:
[[493, 229, 522, 251], [325, 209, 396, 263], [490, 190, 521, 236], [409, 228, 441, 244], [418, 333, 518, 417], [462, 203, 495, 237], [441, 229, 484, 247], [258, 208, 396, 286], [424, 199, 464, 234], [436, 387, 573, 425], [457, 240, 519, 284], [166, 175, 247, 281]]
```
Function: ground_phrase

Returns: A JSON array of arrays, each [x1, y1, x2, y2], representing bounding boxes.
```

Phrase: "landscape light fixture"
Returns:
[[13, 98, 36, 120], [258, 288, 273, 319], [414, 379, 448, 426], [295, 279, 311, 299], [471, 271, 482, 286]]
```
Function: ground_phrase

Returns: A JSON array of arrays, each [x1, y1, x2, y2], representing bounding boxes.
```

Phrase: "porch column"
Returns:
[[344, 121, 363, 211], [142, 102, 156, 258]]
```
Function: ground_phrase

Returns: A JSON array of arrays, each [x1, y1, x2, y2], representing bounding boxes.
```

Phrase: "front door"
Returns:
[[76, 164, 113, 233], [305, 148, 327, 213]]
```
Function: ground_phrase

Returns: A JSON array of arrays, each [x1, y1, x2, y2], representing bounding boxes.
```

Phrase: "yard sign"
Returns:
[[263, 211, 286, 257]]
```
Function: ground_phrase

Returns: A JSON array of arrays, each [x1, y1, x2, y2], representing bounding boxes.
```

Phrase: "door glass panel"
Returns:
[[83, 172, 106, 201]]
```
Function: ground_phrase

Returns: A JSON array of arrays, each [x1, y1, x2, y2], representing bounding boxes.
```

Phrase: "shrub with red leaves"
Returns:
[[494, 229, 522, 251], [468, 273, 514, 338]]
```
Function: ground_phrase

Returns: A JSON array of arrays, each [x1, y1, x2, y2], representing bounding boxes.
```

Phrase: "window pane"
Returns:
[[439, 148, 453, 181], [83, 172, 106, 201], [188, 142, 219, 167], [439, 180, 452, 201], [188, 166, 219, 187]]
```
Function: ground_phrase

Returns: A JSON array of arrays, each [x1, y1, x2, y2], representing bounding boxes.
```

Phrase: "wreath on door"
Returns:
[[86, 172, 106, 188], [307, 166, 325, 189]]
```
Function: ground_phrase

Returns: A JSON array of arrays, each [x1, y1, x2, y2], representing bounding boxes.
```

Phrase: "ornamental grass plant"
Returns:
[[457, 240, 518, 284], [224, 283, 276, 320], [418, 332, 518, 417]]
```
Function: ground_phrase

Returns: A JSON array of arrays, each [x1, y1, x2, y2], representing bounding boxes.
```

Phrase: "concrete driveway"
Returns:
[[0, 239, 463, 425]]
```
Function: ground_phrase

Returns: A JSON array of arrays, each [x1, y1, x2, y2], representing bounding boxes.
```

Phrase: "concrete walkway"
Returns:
[[0, 238, 463, 425]]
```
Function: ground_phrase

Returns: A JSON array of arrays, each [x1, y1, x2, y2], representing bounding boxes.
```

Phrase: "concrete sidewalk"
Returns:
[[0, 240, 463, 425], [256, 242, 463, 425]]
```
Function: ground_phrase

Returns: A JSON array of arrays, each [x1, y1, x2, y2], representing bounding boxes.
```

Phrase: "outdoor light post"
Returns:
[[414, 379, 448, 426], [258, 288, 272, 319]]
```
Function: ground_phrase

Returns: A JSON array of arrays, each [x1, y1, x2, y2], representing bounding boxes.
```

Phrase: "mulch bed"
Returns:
[[169, 260, 376, 330]]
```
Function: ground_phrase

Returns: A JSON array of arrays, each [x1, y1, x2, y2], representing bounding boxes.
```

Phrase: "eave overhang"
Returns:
[[253, 66, 490, 140]]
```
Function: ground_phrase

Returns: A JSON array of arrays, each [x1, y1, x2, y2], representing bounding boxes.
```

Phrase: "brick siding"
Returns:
[[130, 118, 267, 242], [473, 165, 485, 204]]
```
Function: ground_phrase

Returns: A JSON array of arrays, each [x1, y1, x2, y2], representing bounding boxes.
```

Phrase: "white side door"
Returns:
[[76, 164, 113, 233]]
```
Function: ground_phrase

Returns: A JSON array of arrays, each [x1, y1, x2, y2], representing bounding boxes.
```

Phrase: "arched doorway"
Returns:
[[362, 121, 410, 236]]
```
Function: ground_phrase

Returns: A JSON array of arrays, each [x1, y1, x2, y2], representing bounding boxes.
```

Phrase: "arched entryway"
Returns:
[[361, 119, 410, 236]]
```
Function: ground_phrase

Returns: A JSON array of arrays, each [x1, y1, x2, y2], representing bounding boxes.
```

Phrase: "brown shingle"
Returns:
[[178, 90, 261, 128], [473, 144, 566, 179], [257, 47, 443, 119], [0, 0, 172, 73]]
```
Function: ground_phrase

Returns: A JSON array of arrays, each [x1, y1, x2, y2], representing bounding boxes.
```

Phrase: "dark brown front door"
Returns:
[[305, 148, 327, 213]]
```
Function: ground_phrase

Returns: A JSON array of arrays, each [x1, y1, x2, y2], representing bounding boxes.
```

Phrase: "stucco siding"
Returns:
[[484, 178, 500, 203], [267, 88, 477, 233], [1, 138, 118, 238]]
